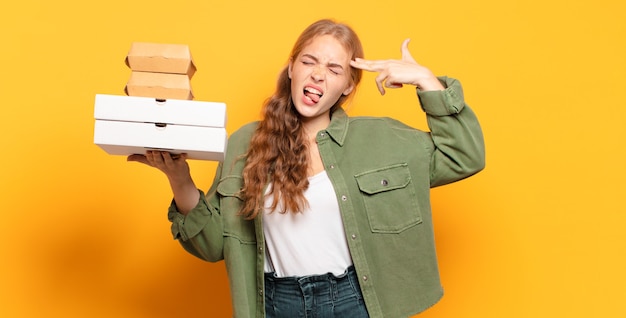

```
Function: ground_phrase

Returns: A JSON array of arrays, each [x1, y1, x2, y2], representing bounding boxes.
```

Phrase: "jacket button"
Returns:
[[341, 195, 347, 201], [351, 234, 357, 240], [381, 179, 388, 186], [363, 275, 368, 281]]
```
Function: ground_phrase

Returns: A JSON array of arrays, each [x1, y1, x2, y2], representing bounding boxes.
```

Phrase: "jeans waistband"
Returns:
[[264, 265, 356, 285], [263, 265, 368, 317]]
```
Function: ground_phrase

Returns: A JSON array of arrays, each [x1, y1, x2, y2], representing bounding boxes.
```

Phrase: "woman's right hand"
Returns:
[[127, 151, 200, 214], [128, 151, 191, 183]]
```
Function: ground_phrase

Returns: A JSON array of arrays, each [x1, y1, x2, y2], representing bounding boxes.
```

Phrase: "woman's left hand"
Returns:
[[350, 39, 445, 95]]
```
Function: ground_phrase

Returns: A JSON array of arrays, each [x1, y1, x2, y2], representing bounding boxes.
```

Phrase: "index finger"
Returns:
[[162, 151, 187, 164], [350, 58, 384, 72]]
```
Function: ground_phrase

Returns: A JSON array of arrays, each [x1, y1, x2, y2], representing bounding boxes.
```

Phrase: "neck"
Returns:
[[301, 115, 331, 140]]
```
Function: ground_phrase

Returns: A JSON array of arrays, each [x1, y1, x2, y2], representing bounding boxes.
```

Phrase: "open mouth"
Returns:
[[304, 86, 323, 103]]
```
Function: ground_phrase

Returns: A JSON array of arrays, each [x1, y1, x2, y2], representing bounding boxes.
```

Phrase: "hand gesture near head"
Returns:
[[350, 39, 445, 95]]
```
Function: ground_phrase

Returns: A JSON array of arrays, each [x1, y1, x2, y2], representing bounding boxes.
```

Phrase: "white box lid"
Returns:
[[94, 94, 226, 127]]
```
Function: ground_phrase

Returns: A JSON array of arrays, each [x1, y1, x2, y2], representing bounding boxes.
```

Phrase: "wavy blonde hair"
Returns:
[[238, 19, 364, 219]]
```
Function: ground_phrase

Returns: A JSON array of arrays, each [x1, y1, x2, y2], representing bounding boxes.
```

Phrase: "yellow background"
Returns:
[[1, 0, 625, 317]]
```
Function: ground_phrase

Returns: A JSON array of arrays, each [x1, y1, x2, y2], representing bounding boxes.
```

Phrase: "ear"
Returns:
[[288, 58, 293, 79], [342, 83, 354, 96]]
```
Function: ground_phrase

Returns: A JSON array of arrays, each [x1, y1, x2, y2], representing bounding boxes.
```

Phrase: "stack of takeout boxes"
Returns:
[[93, 42, 227, 161]]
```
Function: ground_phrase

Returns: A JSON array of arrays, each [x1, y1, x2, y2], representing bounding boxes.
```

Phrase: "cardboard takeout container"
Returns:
[[124, 71, 193, 100], [125, 42, 196, 77], [93, 94, 227, 161]]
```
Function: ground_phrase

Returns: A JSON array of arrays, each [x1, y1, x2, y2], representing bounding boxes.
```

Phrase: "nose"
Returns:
[[311, 65, 325, 82]]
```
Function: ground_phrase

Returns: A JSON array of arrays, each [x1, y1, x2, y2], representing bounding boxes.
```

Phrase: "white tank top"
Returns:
[[262, 170, 353, 277]]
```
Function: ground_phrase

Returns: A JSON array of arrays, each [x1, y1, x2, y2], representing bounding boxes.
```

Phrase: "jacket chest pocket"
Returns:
[[217, 176, 255, 243], [217, 175, 244, 203], [355, 163, 422, 234]]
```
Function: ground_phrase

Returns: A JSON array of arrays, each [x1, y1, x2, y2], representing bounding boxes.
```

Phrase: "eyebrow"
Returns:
[[302, 54, 345, 70]]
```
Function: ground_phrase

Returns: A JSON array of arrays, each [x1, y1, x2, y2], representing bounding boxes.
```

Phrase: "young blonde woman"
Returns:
[[129, 19, 485, 318]]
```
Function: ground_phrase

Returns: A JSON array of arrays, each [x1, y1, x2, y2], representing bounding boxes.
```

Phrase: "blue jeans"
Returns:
[[264, 266, 370, 318]]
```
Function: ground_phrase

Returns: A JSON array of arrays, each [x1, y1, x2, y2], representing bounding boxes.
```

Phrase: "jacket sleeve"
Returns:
[[417, 76, 486, 187], [168, 163, 225, 262]]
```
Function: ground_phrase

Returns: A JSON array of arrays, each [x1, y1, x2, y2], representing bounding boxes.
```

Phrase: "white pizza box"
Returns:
[[94, 94, 225, 127], [94, 121, 227, 161], [93, 94, 227, 161]]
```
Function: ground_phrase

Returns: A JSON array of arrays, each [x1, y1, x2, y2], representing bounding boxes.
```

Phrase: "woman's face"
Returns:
[[289, 34, 354, 129]]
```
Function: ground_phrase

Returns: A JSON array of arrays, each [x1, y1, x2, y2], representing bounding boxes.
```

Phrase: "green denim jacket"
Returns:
[[168, 76, 485, 317]]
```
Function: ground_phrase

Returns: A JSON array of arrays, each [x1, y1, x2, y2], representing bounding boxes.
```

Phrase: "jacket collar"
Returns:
[[324, 108, 349, 146]]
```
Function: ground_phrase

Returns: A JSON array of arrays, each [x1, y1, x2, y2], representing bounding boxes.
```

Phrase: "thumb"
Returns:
[[401, 38, 417, 63]]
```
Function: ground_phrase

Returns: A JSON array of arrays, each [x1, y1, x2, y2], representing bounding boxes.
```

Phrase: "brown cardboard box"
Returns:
[[125, 42, 196, 77], [124, 71, 193, 100]]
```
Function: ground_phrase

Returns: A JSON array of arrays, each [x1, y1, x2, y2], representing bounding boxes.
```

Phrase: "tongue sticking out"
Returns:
[[305, 91, 321, 103]]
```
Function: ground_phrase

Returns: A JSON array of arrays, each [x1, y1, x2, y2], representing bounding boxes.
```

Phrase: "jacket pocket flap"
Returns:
[[355, 163, 411, 195], [217, 176, 244, 199]]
